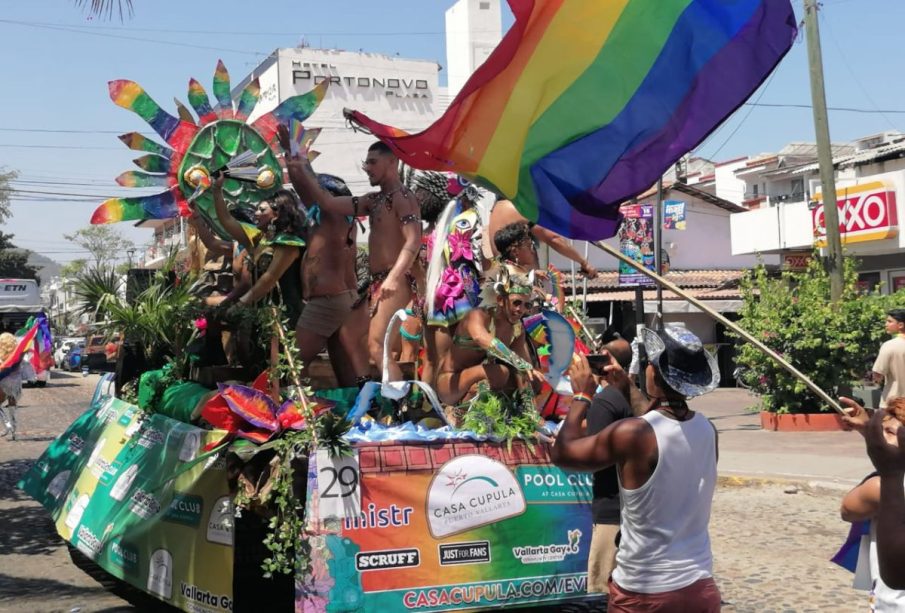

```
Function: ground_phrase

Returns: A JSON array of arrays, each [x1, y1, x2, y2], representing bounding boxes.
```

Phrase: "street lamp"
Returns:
[[126, 248, 136, 269]]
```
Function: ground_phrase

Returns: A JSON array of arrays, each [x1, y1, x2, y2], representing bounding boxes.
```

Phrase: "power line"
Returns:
[[704, 68, 781, 161], [819, 10, 901, 132], [0, 19, 269, 57], [744, 103, 905, 114], [3, 187, 117, 198], [12, 179, 128, 189], [0, 127, 124, 135], [0, 18, 495, 38], [0, 144, 124, 150]]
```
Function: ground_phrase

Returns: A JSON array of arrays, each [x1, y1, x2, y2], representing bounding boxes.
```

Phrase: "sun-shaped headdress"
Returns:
[[91, 60, 328, 238]]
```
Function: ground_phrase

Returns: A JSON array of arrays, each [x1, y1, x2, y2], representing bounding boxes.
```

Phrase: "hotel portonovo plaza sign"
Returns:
[[811, 181, 899, 246], [291, 62, 431, 99]]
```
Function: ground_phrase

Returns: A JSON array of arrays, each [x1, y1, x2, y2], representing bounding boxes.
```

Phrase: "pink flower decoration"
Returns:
[[436, 268, 465, 312], [448, 230, 473, 263], [194, 317, 208, 332]]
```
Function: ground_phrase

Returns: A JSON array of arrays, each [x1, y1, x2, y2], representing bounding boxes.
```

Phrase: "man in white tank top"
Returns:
[[553, 325, 721, 612]]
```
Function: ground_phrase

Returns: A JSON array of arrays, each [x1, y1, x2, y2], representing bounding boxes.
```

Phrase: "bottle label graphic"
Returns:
[[147, 548, 173, 599], [179, 431, 200, 462], [206, 496, 234, 546], [110, 463, 139, 502], [47, 470, 71, 501], [65, 493, 90, 531]]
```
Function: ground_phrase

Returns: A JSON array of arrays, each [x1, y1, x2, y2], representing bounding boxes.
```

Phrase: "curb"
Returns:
[[717, 473, 857, 496]]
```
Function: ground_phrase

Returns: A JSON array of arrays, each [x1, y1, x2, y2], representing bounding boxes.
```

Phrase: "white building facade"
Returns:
[[234, 47, 443, 196], [730, 132, 905, 293]]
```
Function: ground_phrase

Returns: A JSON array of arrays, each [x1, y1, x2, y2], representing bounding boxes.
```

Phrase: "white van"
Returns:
[[0, 279, 42, 332]]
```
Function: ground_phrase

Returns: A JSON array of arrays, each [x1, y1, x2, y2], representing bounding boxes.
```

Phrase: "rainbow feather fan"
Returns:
[[92, 61, 328, 238], [347, 0, 796, 240]]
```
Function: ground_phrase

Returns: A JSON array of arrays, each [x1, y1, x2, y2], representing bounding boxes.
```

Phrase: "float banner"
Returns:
[[18, 391, 234, 613], [297, 441, 594, 612], [618, 203, 656, 287]]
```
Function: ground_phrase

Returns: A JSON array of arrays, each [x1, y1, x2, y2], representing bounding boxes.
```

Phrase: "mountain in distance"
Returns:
[[25, 251, 61, 284]]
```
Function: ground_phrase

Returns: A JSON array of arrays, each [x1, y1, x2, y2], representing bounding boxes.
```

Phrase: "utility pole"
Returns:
[[804, 0, 845, 300], [654, 176, 664, 323]]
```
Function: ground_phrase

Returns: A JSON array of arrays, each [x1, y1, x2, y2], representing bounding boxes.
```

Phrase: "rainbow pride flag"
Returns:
[[347, 0, 796, 240], [1, 315, 53, 382]]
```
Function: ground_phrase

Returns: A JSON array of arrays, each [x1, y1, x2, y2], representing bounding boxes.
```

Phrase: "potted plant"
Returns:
[[735, 255, 902, 431]]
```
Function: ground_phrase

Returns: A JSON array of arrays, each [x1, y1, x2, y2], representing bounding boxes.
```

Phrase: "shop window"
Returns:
[[889, 270, 905, 294], [858, 271, 881, 294]]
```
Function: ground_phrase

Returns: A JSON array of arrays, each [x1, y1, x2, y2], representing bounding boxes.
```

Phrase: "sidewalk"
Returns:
[[690, 388, 874, 488]]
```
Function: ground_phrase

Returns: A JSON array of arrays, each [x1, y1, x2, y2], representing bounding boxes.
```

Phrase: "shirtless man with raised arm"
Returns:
[[277, 124, 368, 385], [284, 139, 421, 382], [488, 198, 598, 278]]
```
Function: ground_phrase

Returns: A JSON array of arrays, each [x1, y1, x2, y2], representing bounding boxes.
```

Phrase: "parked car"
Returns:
[[54, 338, 82, 368], [65, 344, 85, 372], [84, 333, 121, 372]]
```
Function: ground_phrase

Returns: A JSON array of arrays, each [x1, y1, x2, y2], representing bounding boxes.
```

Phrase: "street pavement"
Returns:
[[692, 388, 874, 487], [0, 379, 875, 611], [0, 371, 131, 612]]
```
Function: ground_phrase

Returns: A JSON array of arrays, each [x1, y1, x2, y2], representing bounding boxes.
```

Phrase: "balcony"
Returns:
[[142, 226, 186, 269], [730, 201, 814, 255], [742, 194, 766, 209], [768, 192, 807, 205]]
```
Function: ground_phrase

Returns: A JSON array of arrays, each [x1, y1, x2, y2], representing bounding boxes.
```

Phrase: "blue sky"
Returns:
[[2, 0, 904, 263]]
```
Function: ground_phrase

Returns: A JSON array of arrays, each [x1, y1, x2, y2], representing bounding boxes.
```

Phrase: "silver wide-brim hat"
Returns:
[[640, 324, 720, 398]]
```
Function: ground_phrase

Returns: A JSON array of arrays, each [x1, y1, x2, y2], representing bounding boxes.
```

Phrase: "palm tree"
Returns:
[[71, 266, 122, 322], [74, 0, 133, 20]]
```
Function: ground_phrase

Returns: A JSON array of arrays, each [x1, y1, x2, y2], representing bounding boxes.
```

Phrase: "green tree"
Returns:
[[735, 255, 901, 413], [0, 232, 39, 282], [0, 168, 16, 224], [59, 259, 87, 280], [64, 226, 136, 270]]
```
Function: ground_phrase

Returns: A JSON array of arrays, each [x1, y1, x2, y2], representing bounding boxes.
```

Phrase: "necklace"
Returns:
[[368, 186, 409, 221], [654, 399, 691, 420]]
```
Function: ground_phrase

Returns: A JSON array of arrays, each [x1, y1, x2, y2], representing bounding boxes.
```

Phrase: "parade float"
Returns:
[[16, 0, 814, 610], [17, 58, 597, 612]]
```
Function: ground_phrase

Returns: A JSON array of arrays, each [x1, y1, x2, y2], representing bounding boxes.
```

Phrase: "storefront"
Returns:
[[730, 138, 905, 294]]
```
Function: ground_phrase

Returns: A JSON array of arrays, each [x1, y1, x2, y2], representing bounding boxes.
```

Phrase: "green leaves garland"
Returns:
[[231, 307, 351, 577], [461, 383, 539, 449]]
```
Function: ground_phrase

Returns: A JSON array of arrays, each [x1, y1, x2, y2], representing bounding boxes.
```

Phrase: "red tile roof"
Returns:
[[564, 269, 747, 292]]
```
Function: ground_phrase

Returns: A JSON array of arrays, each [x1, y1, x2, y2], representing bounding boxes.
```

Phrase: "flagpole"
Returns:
[[590, 240, 845, 415]]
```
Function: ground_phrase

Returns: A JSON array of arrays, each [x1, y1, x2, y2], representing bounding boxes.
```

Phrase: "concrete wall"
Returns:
[[714, 158, 748, 205], [548, 194, 778, 272]]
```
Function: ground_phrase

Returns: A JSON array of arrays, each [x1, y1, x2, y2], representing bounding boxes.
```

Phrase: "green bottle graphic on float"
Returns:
[[18, 394, 128, 513], [70, 412, 206, 592]]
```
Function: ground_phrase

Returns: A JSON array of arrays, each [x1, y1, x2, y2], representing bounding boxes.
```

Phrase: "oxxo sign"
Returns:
[[811, 181, 899, 246]]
